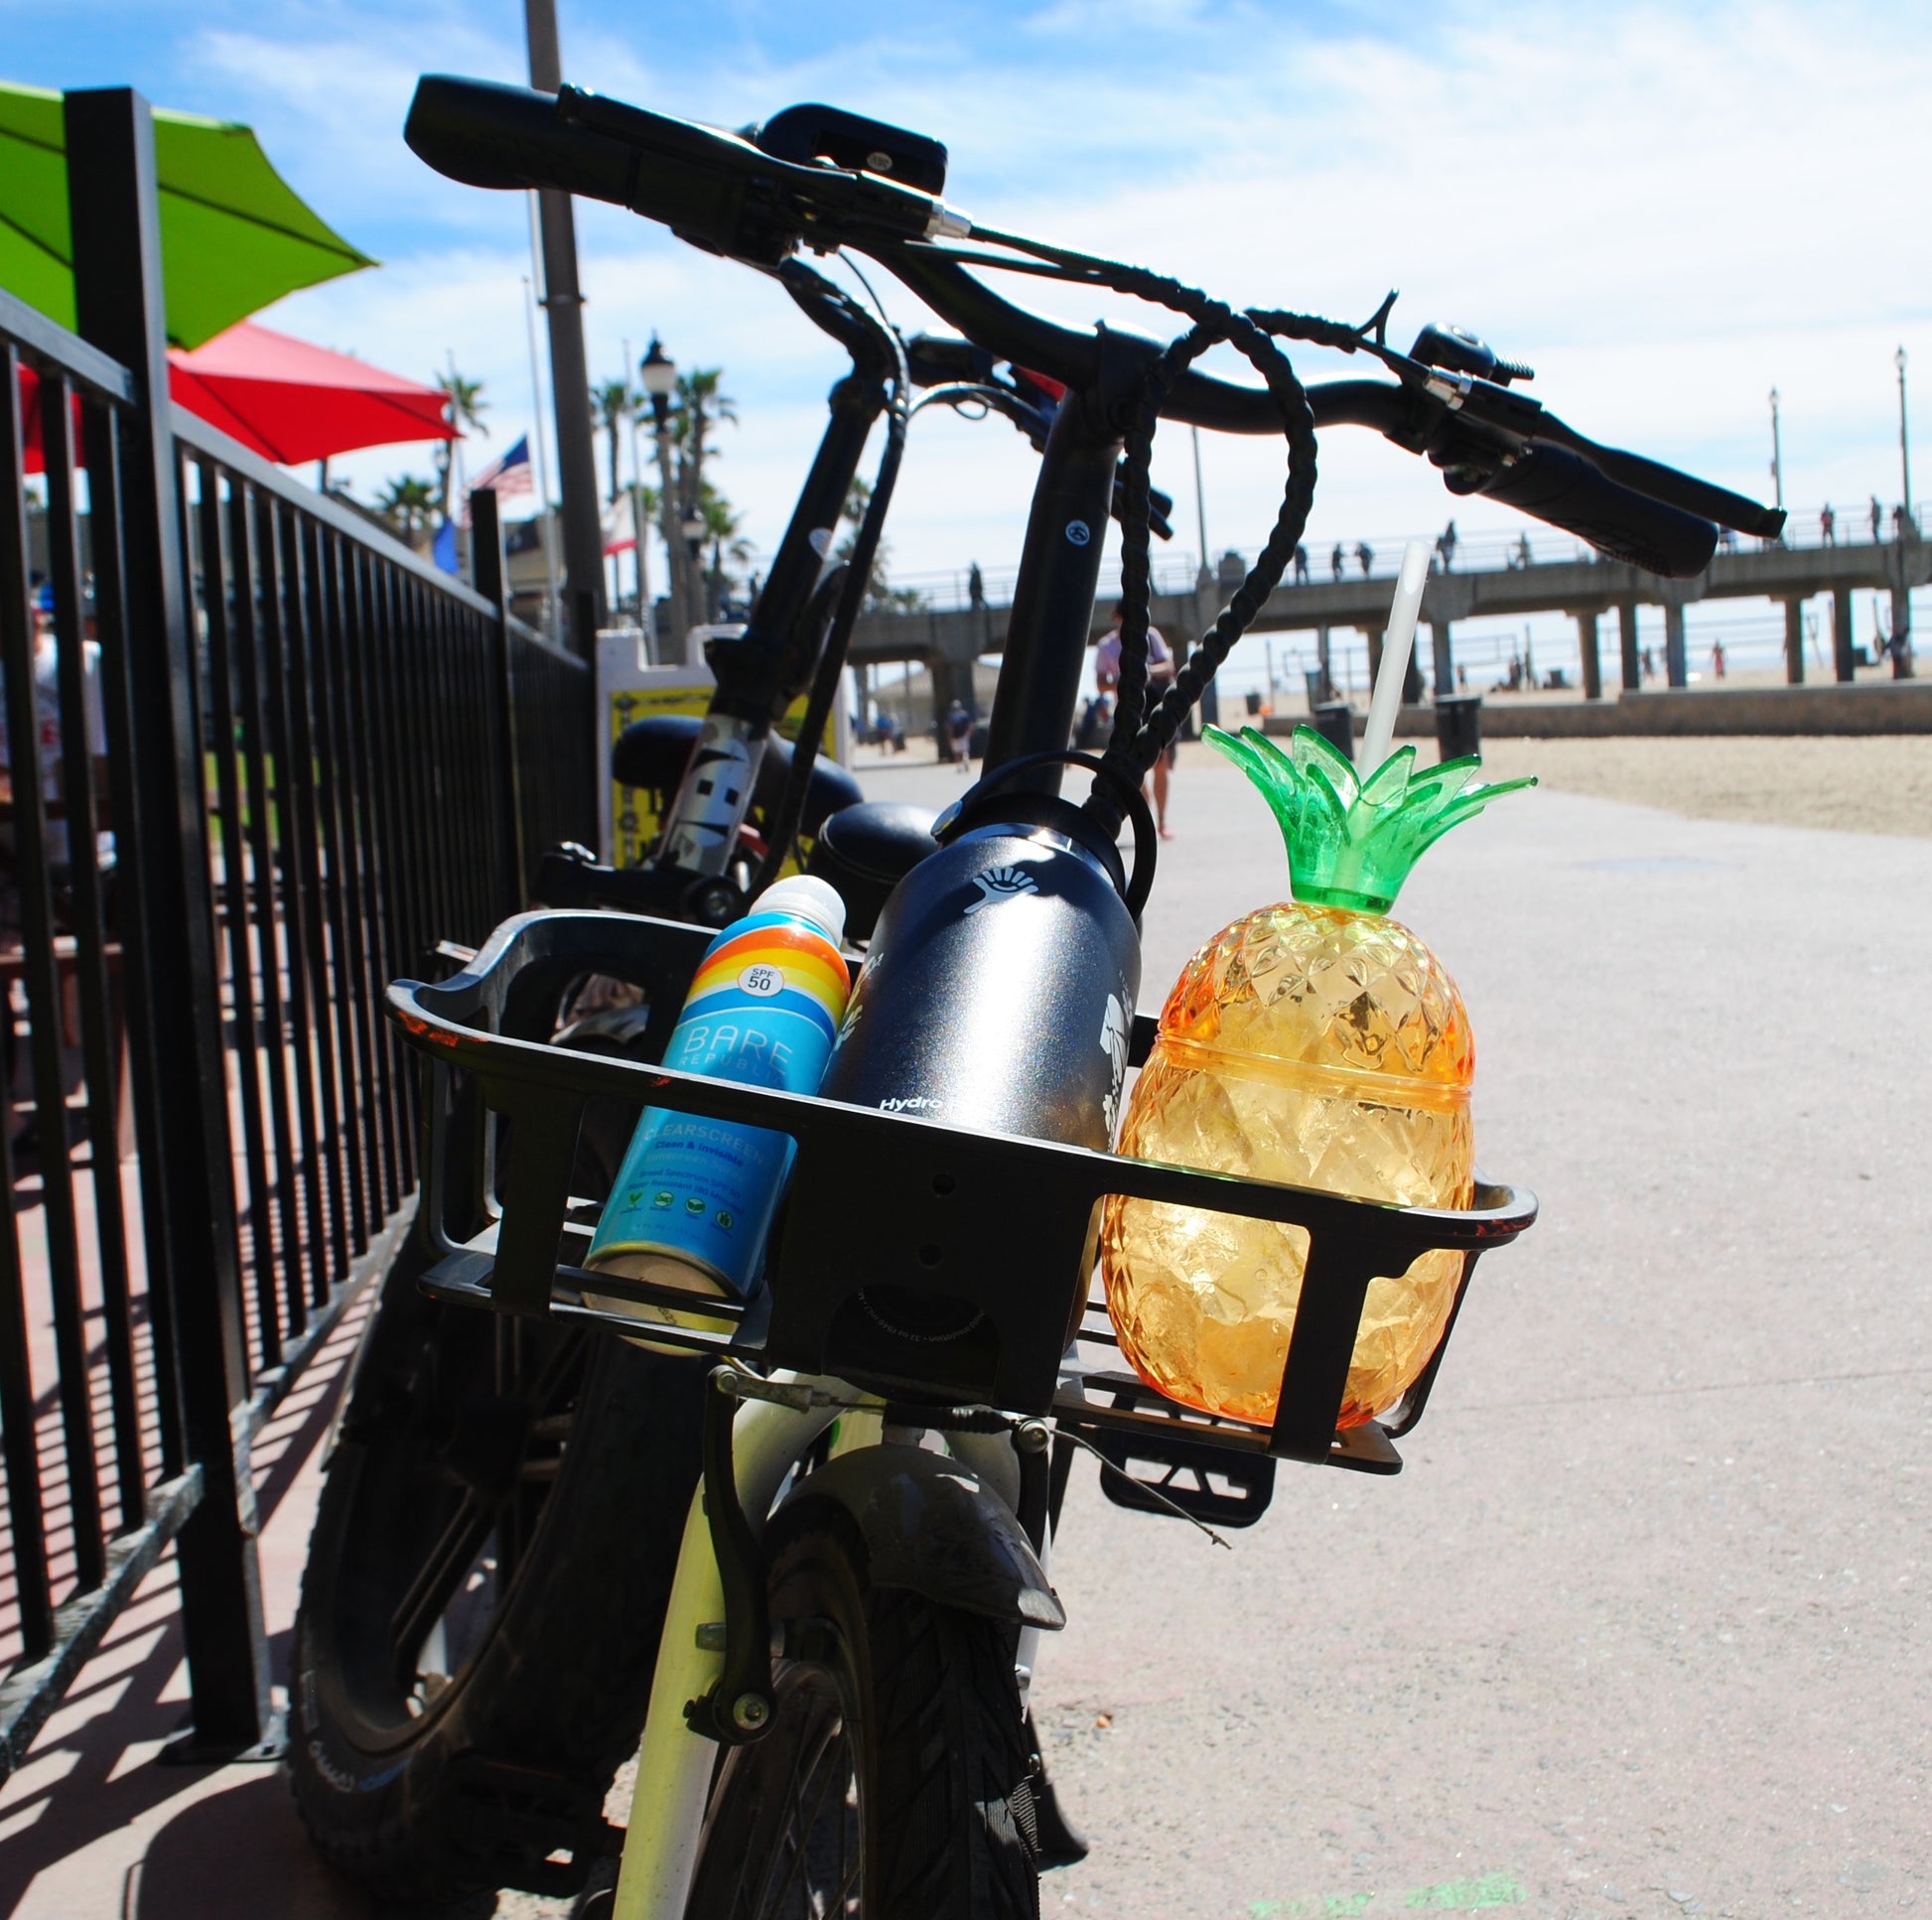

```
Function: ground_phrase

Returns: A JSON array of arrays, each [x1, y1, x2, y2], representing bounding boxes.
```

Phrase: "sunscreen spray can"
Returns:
[[584, 876, 850, 1340]]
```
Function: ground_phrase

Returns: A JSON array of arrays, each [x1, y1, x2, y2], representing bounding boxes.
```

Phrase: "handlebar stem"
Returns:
[[982, 343, 1153, 790]]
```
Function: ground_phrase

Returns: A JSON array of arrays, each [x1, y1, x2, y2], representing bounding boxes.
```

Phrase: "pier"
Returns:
[[849, 510, 1931, 734]]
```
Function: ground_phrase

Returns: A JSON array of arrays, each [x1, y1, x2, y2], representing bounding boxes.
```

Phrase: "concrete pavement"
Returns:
[[990, 753, 1929, 1920]]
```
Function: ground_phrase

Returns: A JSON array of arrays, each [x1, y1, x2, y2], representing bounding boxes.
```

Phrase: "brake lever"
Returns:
[[1354, 333, 1784, 539], [558, 84, 971, 257]]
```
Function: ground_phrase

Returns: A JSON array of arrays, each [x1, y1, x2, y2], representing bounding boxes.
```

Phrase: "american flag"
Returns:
[[461, 435, 533, 524]]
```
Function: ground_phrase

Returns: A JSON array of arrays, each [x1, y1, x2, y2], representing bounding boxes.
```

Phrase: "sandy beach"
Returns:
[[1171, 730, 1932, 838]]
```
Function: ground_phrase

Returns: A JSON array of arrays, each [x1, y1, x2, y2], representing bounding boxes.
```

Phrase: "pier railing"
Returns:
[[0, 87, 594, 1775]]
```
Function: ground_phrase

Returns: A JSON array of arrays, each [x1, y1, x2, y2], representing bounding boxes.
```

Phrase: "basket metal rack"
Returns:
[[393, 909, 1536, 1514]]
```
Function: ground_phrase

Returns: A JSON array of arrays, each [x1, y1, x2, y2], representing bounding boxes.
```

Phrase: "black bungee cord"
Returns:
[[920, 223, 1365, 843]]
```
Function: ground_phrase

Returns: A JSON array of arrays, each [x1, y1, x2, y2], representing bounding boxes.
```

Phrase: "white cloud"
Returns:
[[221, 0, 1924, 594]]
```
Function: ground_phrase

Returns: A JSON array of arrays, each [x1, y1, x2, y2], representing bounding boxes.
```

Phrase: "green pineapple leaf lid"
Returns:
[[1205, 723, 1536, 914]]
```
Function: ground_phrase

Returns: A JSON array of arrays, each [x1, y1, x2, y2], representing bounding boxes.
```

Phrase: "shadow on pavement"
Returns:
[[0, 1284, 433, 1919], [127, 1772, 495, 1920]]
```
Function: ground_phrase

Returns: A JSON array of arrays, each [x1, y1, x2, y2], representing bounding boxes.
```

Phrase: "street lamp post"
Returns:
[[681, 508, 709, 622], [1898, 345, 1913, 524], [638, 338, 692, 659], [523, 0, 605, 655]]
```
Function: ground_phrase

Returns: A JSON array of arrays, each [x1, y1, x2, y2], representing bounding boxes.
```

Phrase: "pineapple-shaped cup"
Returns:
[[1100, 723, 1534, 1429]]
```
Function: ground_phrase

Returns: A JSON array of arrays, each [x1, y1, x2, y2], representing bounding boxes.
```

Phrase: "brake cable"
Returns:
[[748, 269, 910, 896]]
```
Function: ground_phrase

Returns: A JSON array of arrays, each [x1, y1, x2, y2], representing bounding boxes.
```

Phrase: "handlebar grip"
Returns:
[[406, 76, 765, 256], [406, 75, 637, 199], [1472, 446, 1717, 579]]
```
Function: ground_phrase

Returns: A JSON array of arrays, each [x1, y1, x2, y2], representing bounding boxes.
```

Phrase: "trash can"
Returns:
[[1435, 693, 1482, 761], [1244, 690, 1264, 716], [1310, 701, 1355, 762]]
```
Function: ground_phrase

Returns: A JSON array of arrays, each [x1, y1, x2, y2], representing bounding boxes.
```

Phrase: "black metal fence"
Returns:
[[0, 87, 594, 1775]]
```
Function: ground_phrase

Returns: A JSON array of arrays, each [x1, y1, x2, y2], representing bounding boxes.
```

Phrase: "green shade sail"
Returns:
[[1205, 722, 1536, 915], [0, 80, 375, 349]]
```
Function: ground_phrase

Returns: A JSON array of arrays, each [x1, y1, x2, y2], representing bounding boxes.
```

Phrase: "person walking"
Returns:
[[1820, 502, 1836, 546], [1293, 543, 1310, 585], [1094, 603, 1177, 838], [1437, 519, 1457, 571], [946, 697, 973, 773], [1870, 496, 1884, 542], [1710, 639, 1726, 679], [1330, 541, 1345, 582], [1354, 540, 1374, 578]]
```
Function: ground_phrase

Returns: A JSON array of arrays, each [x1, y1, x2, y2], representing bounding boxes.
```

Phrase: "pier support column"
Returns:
[[929, 652, 976, 756], [1430, 619, 1454, 697], [1618, 603, 1640, 691], [1364, 624, 1382, 693], [1315, 624, 1334, 703], [1575, 611, 1603, 700], [1782, 598, 1805, 684], [1890, 587, 1914, 677], [1833, 587, 1856, 682], [1664, 602, 1688, 687]]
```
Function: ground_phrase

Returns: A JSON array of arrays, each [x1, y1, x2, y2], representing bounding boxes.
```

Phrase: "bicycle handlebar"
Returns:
[[404, 73, 1777, 579], [406, 75, 955, 262]]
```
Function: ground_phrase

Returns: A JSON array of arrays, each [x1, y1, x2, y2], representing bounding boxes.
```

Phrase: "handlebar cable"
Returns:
[[748, 267, 910, 897]]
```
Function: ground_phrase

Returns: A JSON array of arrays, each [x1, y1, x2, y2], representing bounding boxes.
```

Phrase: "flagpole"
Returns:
[[448, 346, 469, 581], [521, 215, 561, 640]]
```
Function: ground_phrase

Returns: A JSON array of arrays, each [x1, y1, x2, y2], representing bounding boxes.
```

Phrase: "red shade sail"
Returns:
[[167, 321, 456, 464], [18, 320, 456, 471]]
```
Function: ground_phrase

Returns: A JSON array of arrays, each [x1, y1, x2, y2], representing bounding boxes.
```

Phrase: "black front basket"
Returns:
[[390, 909, 1536, 1479]]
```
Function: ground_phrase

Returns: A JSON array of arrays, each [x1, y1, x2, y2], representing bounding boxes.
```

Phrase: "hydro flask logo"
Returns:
[[1098, 993, 1130, 1125], [964, 865, 1040, 914]]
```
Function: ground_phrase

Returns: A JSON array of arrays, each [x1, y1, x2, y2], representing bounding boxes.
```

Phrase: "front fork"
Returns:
[[607, 1375, 1052, 1919], [611, 1375, 837, 1919]]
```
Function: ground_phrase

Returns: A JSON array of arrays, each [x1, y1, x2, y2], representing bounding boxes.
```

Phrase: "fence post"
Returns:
[[473, 488, 527, 912], [65, 87, 275, 1757]]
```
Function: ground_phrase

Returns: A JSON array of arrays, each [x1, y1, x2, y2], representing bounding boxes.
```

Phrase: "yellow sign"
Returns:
[[608, 681, 710, 871]]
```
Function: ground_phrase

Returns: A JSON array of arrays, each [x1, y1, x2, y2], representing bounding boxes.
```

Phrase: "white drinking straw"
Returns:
[[1359, 538, 1432, 771]]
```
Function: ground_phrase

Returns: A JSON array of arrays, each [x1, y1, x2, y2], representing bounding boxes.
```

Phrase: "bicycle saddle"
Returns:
[[807, 801, 940, 941]]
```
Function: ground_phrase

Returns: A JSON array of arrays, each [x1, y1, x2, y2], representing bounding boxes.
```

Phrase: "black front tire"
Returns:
[[686, 1512, 1040, 1919], [290, 1268, 706, 1906]]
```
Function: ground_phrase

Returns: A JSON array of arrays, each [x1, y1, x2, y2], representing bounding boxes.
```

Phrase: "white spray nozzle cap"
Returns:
[[753, 874, 847, 943]]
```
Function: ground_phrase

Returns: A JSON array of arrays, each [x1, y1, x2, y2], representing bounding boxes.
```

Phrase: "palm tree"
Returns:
[[697, 482, 755, 617], [376, 475, 439, 549], [433, 371, 488, 522], [592, 377, 634, 504], [671, 368, 738, 542]]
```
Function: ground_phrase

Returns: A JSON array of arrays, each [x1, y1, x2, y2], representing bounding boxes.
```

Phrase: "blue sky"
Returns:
[[8, 0, 1928, 667]]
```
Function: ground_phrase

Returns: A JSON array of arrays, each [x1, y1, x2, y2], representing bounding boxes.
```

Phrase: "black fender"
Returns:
[[774, 1443, 1065, 1631]]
